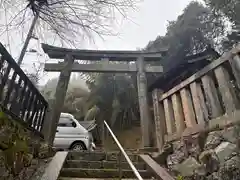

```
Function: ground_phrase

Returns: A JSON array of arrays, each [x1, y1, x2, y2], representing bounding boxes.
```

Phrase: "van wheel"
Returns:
[[70, 142, 86, 151]]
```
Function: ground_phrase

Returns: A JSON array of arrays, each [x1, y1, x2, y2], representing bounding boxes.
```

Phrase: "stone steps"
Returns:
[[40, 150, 173, 180], [60, 168, 153, 178], [59, 178, 153, 180], [67, 151, 141, 162], [64, 160, 146, 170], [57, 151, 155, 179]]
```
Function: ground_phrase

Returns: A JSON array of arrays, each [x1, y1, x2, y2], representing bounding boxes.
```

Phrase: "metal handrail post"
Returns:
[[104, 120, 143, 180]]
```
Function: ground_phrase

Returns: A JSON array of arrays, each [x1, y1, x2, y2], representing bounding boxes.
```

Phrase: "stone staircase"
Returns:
[[57, 151, 155, 179], [40, 121, 174, 180]]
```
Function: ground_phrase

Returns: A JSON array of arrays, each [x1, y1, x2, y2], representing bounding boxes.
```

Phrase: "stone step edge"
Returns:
[[67, 151, 141, 155], [63, 160, 146, 169], [60, 168, 153, 178], [67, 153, 141, 162], [61, 168, 148, 172], [59, 178, 155, 180], [65, 160, 145, 165]]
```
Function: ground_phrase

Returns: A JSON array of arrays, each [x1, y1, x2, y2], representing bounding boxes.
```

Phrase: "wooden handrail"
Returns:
[[0, 43, 48, 105], [159, 44, 240, 101], [140, 154, 175, 180], [159, 57, 228, 101], [0, 43, 48, 136]]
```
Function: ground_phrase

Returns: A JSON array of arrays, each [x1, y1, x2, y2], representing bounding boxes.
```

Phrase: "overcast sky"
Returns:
[[1, 0, 199, 86], [94, 0, 194, 50]]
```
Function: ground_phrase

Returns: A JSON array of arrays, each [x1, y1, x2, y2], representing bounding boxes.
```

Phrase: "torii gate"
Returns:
[[42, 44, 166, 148]]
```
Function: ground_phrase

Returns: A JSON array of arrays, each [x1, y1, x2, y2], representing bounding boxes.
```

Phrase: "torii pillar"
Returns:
[[137, 56, 151, 147]]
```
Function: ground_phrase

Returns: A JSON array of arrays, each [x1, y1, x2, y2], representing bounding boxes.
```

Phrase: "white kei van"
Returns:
[[53, 113, 95, 151]]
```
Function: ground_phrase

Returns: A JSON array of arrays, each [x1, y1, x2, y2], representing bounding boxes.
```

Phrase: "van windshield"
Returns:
[[58, 117, 74, 127], [58, 116, 88, 133]]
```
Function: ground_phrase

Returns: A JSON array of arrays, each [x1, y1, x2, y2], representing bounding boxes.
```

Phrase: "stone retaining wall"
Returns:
[[0, 111, 53, 179], [164, 125, 240, 180]]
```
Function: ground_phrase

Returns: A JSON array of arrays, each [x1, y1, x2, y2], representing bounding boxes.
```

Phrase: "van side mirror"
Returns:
[[72, 121, 77, 128]]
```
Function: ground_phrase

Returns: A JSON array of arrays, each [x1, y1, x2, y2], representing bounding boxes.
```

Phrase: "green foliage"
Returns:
[[144, 1, 226, 87], [203, 0, 240, 50], [203, 0, 240, 24], [177, 175, 184, 180], [0, 111, 34, 176]]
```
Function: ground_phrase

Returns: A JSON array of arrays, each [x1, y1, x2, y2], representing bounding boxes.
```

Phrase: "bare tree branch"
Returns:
[[1, 0, 139, 47]]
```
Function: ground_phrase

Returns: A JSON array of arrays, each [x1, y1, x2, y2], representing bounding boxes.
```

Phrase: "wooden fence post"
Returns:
[[201, 74, 223, 118], [190, 82, 206, 125], [171, 93, 186, 133], [230, 54, 240, 88], [180, 88, 197, 127], [41, 106, 53, 144], [214, 65, 240, 113], [163, 98, 176, 134], [152, 89, 166, 152]]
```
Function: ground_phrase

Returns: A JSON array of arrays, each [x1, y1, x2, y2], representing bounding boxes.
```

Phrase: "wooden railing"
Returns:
[[152, 44, 240, 150], [0, 43, 48, 137]]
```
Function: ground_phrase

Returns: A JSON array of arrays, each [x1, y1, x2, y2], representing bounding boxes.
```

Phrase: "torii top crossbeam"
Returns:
[[42, 44, 168, 61]]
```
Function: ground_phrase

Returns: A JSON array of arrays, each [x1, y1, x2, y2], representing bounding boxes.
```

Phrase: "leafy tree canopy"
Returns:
[[146, 1, 225, 69], [203, 0, 240, 50]]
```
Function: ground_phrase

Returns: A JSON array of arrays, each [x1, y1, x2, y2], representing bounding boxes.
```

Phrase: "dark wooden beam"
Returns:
[[41, 44, 168, 61], [139, 154, 175, 180], [44, 62, 163, 73]]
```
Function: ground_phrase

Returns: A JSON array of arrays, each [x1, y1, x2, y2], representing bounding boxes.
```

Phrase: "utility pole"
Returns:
[[17, 12, 39, 66]]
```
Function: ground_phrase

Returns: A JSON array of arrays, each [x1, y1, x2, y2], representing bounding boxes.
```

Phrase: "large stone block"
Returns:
[[204, 131, 223, 150], [214, 142, 237, 165], [222, 127, 239, 143], [199, 150, 219, 174], [217, 155, 240, 180], [173, 157, 204, 177], [221, 155, 240, 170], [167, 150, 185, 169]]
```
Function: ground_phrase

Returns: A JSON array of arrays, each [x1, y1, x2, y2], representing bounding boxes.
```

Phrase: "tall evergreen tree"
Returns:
[[146, 1, 225, 68], [203, 0, 240, 50]]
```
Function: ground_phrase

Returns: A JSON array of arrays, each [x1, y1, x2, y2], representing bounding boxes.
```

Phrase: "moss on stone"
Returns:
[[0, 110, 43, 178]]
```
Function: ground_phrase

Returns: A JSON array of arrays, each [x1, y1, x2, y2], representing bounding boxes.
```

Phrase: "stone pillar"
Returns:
[[137, 56, 151, 147], [48, 54, 74, 146]]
